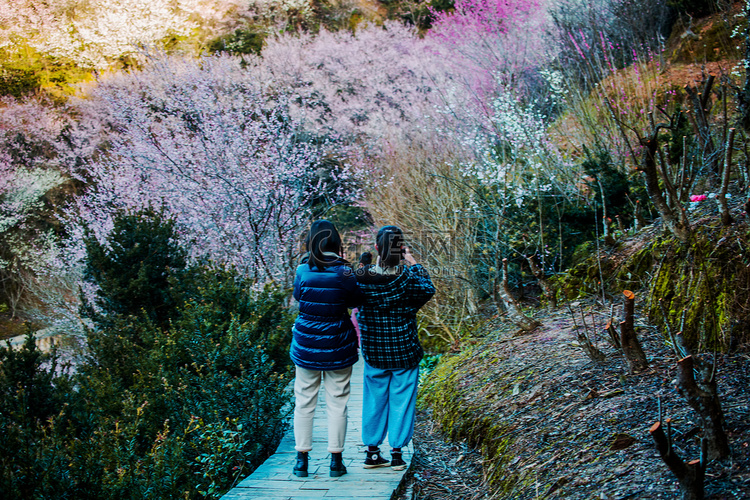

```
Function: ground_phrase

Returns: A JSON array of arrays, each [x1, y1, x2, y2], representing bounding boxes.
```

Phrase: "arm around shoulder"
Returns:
[[339, 265, 365, 307]]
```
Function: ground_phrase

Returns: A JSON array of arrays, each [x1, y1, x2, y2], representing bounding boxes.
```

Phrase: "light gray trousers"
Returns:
[[293, 365, 352, 453]]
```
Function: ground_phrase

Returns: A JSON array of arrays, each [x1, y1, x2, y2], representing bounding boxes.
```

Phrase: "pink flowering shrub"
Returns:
[[261, 22, 443, 142], [427, 0, 550, 100], [430, 0, 541, 39]]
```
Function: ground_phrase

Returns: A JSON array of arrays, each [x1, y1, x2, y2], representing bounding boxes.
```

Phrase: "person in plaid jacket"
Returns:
[[355, 225, 435, 470]]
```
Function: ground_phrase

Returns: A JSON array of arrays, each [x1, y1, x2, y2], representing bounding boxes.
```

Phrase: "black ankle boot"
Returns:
[[390, 449, 407, 471], [330, 452, 347, 477], [293, 451, 308, 477]]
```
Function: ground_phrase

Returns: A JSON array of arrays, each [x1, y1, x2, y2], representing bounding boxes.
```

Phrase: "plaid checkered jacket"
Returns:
[[354, 264, 435, 369]]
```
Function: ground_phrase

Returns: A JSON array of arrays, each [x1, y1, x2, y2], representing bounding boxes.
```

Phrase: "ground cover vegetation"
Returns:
[[1, 0, 749, 498]]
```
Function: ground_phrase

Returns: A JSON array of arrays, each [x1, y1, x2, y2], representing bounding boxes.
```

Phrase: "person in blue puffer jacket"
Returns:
[[290, 219, 363, 479]]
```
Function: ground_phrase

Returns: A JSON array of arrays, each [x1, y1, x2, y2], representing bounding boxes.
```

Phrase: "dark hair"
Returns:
[[306, 220, 343, 269], [376, 225, 404, 268], [359, 251, 373, 266]]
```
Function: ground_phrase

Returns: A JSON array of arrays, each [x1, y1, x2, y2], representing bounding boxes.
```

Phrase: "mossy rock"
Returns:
[[552, 240, 621, 300], [666, 6, 745, 64], [611, 236, 673, 292], [645, 223, 750, 351], [551, 263, 598, 300], [551, 220, 749, 352], [600, 220, 750, 352]]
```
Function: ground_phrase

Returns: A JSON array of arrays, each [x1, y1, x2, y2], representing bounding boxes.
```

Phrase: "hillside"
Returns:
[[399, 207, 750, 499], [407, 314, 749, 499]]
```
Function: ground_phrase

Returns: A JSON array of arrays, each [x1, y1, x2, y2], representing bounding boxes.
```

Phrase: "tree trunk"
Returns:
[[719, 128, 735, 226], [675, 355, 730, 460], [650, 421, 706, 500], [639, 129, 691, 243], [737, 2, 750, 129], [526, 253, 557, 309], [634, 200, 645, 232], [494, 258, 540, 332], [619, 290, 648, 373]]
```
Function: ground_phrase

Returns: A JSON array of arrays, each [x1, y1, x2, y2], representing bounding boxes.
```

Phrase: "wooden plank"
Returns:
[[322, 489, 398, 498], [222, 488, 326, 499], [221, 358, 412, 500]]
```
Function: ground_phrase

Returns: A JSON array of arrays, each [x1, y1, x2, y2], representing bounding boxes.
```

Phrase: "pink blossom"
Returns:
[[427, 0, 550, 100], [690, 195, 707, 202]]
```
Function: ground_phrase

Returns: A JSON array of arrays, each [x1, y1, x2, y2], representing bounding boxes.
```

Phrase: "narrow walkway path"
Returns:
[[221, 358, 412, 499]]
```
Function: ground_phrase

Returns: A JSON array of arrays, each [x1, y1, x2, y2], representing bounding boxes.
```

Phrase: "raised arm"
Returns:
[[402, 247, 435, 309]]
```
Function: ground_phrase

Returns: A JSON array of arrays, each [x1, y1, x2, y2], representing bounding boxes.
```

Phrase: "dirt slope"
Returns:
[[399, 306, 750, 499]]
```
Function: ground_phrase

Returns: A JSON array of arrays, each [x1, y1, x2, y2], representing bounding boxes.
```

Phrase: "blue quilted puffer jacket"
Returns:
[[290, 260, 363, 371]]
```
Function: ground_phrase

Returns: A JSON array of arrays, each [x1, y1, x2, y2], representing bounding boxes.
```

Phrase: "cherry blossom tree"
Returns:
[[1, 0, 197, 69], [0, 0, 325, 70], [67, 54, 359, 285], [260, 21, 446, 143], [0, 8, 572, 332], [0, 98, 72, 318]]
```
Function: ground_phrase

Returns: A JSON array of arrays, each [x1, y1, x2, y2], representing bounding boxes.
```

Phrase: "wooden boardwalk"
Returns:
[[221, 358, 412, 500]]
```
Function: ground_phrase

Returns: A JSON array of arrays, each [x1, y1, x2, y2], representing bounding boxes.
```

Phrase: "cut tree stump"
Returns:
[[567, 302, 605, 363], [604, 303, 621, 349], [650, 420, 706, 500], [526, 253, 557, 309], [494, 258, 540, 332], [619, 290, 648, 373], [605, 320, 621, 349], [676, 355, 730, 460]]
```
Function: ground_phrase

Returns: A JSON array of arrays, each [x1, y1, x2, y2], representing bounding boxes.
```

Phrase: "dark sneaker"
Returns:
[[364, 449, 390, 469], [330, 452, 347, 477], [293, 451, 308, 477], [390, 451, 407, 471]]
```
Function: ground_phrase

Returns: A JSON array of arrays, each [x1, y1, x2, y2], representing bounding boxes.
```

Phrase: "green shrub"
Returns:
[[667, 0, 716, 17], [0, 45, 92, 100], [207, 29, 265, 55], [82, 207, 188, 330], [418, 353, 442, 386], [0, 331, 73, 498], [1, 209, 294, 499]]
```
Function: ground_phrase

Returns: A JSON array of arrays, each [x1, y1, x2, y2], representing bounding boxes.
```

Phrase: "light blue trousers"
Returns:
[[362, 362, 419, 450]]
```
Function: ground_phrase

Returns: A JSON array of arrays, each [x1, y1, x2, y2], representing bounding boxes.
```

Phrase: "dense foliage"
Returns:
[[1, 0, 749, 495], [2, 0, 747, 344], [0, 209, 293, 499]]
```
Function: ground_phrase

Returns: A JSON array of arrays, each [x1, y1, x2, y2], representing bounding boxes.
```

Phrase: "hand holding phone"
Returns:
[[401, 246, 417, 266]]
